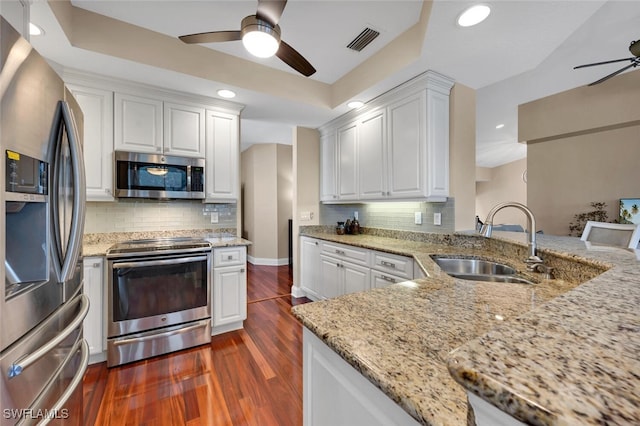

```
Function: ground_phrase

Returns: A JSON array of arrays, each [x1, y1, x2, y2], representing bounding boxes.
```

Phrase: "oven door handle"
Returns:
[[112, 321, 209, 346], [112, 255, 209, 270]]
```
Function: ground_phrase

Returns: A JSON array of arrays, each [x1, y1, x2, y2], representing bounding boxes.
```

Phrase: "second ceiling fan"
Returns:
[[178, 0, 316, 77]]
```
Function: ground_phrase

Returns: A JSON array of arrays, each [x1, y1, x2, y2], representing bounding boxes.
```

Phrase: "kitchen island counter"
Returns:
[[292, 229, 640, 425]]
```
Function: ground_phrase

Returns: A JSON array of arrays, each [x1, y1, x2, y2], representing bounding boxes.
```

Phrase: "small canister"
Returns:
[[336, 221, 345, 235]]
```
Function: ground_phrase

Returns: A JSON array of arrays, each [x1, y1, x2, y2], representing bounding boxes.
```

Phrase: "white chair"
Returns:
[[580, 221, 640, 249]]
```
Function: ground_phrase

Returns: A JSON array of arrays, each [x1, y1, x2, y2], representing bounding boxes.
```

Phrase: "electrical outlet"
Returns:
[[414, 212, 422, 225], [434, 212, 442, 226], [354, 211, 359, 220], [300, 211, 311, 221]]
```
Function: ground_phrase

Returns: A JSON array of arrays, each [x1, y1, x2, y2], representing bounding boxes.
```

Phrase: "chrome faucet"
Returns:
[[479, 201, 543, 269]]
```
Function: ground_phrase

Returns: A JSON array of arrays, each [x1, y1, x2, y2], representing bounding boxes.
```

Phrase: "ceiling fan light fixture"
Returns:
[[241, 15, 281, 58], [457, 4, 491, 27]]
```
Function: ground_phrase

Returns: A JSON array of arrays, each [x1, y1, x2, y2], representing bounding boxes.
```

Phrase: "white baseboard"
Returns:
[[291, 285, 306, 298], [247, 256, 290, 266]]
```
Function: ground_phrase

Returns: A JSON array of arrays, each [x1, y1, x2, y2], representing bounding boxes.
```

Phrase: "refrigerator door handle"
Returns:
[[8, 294, 89, 378], [59, 100, 86, 284]]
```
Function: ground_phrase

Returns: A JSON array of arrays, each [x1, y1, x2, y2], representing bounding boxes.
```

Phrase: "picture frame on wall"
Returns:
[[619, 198, 640, 224]]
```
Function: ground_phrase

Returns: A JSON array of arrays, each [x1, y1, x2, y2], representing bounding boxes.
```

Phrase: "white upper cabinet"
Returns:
[[164, 102, 205, 158], [387, 92, 425, 199], [337, 121, 358, 200], [358, 108, 387, 200], [320, 130, 338, 202], [68, 84, 114, 201], [205, 110, 239, 202], [319, 70, 454, 203], [114, 92, 164, 154]]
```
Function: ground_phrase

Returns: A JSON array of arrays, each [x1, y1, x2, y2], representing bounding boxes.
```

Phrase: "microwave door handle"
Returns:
[[8, 294, 89, 378], [59, 101, 86, 284]]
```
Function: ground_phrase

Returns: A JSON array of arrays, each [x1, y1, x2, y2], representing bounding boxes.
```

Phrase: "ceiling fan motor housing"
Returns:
[[630, 40, 640, 57], [241, 15, 281, 44]]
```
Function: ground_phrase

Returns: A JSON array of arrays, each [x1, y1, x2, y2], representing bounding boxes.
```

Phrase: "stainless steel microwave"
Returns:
[[114, 151, 205, 200]]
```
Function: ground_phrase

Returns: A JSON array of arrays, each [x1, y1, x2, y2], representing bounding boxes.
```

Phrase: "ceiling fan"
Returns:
[[178, 0, 316, 77], [574, 39, 640, 86]]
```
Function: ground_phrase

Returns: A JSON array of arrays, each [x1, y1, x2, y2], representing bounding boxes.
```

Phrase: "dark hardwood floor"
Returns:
[[83, 263, 311, 425]]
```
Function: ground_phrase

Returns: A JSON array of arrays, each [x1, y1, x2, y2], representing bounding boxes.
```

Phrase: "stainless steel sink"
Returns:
[[431, 256, 536, 285]]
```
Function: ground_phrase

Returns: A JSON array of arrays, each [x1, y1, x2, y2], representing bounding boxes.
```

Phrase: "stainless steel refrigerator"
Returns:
[[1, 17, 88, 426]]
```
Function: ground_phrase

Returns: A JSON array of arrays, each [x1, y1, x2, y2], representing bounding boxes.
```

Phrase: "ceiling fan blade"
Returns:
[[588, 59, 639, 86], [574, 57, 635, 70], [276, 40, 316, 77], [179, 30, 241, 44], [256, 0, 287, 27]]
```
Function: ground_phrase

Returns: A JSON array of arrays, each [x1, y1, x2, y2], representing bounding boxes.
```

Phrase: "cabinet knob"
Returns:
[[93, 262, 100, 268], [227, 255, 233, 260], [240, 268, 245, 273]]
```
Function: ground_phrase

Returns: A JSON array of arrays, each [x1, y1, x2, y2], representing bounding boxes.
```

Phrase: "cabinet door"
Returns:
[[300, 237, 321, 300], [114, 93, 163, 153], [337, 122, 358, 200], [213, 264, 247, 327], [205, 110, 239, 201], [319, 255, 342, 299], [425, 88, 450, 199], [343, 262, 370, 295], [69, 85, 114, 201], [358, 109, 387, 200], [320, 130, 338, 202], [83, 257, 104, 357], [386, 92, 426, 199], [163, 102, 205, 158]]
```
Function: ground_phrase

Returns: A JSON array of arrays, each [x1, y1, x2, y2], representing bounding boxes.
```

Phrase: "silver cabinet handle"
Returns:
[[227, 255, 233, 260], [93, 262, 101, 268], [335, 250, 346, 255], [381, 275, 397, 283], [381, 260, 396, 269], [8, 294, 89, 378], [240, 268, 246, 273]]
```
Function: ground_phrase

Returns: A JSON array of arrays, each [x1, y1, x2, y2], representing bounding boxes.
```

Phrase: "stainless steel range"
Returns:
[[106, 237, 212, 367]]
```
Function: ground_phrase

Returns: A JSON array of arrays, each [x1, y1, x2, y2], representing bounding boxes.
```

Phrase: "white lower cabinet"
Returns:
[[303, 328, 419, 426], [299, 237, 417, 299], [300, 237, 322, 300], [319, 255, 370, 299], [83, 256, 106, 364], [212, 246, 247, 335]]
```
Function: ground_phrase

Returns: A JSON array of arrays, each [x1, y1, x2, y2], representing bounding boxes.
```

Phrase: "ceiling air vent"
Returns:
[[346, 27, 380, 52]]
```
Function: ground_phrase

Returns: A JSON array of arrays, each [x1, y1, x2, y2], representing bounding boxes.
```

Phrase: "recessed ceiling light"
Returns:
[[457, 4, 491, 27], [217, 89, 236, 99], [495, 123, 505, 129], [347, 100, 364, 109], [29, 22, 44, 36]]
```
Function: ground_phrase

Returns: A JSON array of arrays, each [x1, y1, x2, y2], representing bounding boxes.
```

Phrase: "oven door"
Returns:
[[107, 252, 211, 338]]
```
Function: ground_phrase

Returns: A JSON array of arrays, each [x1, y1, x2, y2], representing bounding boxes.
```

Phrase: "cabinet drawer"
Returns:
[[214, 246, 246, 267], [370, 270, 410, 289], [371, 251, 413, 279], [321, 241, 369, 266]]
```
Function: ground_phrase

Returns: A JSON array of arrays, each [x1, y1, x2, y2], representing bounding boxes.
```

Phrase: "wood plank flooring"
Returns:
[[83, 263, 311, 426]]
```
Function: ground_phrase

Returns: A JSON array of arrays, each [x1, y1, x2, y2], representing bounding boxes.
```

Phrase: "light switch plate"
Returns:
[[414, 212, 422, 225], [434, 212, 442, 226], [210, 212, 219, 223]]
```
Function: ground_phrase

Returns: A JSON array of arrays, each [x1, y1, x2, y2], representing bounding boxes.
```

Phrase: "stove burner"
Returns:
[[107, 237, 211, 257]]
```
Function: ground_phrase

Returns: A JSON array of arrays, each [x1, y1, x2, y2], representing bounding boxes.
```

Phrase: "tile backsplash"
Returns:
[[84, 199, 236, 234], [320, 199, 455, 233]]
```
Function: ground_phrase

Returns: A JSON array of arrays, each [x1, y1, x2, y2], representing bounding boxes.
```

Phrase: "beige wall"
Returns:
[[522, 69, 640, 236], [449, 83, 477, 231], [241, 143, 292, 264], [292, 127, 320, 288], [277, 145, 293, 260], [475, 158, 528, 229]]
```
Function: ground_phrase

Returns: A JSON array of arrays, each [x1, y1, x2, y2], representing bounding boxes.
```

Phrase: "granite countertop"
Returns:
[[83, 228, 251, 257], [292, 228, 640, 425]]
